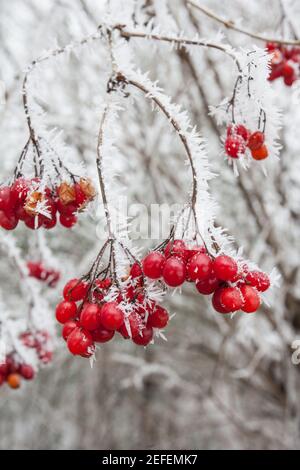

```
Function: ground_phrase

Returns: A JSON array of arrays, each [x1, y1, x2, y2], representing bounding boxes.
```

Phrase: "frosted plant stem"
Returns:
[[187, 0, 300, 45]]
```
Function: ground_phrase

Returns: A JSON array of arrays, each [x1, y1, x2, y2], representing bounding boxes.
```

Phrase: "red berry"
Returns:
[[101, 302, 124, 330], [67, 327, 95, 356], [196, 274, 219, 295], [0, 186, 16, 215], [164, 239, 187, 259], [92, 327, 115, 343], [63, 278, 88, 301], [80, 303, 102, 331], [60, 213, 77, 228], [240, 284, 261, 313], [213, 255, 238, 281], [219, 287, 244, 312], [38, 350, 53, 364], [225, 135, 246, 158], [0, 361, 8, 376], [27, 261, 44, 279], [62, 320, 79, 341], [130, 262, 143, 279], [187, 253, 212, 282], [246, 271, 270, 292], [74, 183, 87, 209], [0, 210, 18, 230], [56, 300, 77, 324], [284, 75, 296, 86], [10, 178, 29, 205], [162, 256, 186, 287], [142, 252, 165, 279], [147, 306, 169, 329], [133, 326, 153, 346], [227, 124, 250, 142], [24, 214, 42, 230], [248, 131, 265, 151], [212, 288, 231, 314], [20, 364, 35, 380], [282, 62, 295, 79], [56, 200, 77, 216], [118, 313, 141, 339], [251, 145, 269, 160]]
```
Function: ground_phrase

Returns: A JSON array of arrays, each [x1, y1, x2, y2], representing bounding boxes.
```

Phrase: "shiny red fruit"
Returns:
[[248, 131, 265, 151], [92, 327, 115, 343], [101, 302, 124, 330], [133, 326, 153, 346], [187, 253, 212, 282], [63, 278, 88, 301], [212, 288, 231, 314], [20, 364, 35, 380], [0, 210, 18, 230], [0, 186, 15, 215], [10, 178, 29, 205], [196, 274, 219, 295], [80, 303, 102, 331], [240, 284, 261, 313], [227, 124, 250, 142], [118, 313, 141, 339], [162, 256, 186, 287], [213, 255, 238, 281], [147, 306, 169, 329], [62, 320, 79, 341], [130, 262, 143, 279], [164, 239, 187, 259], [219, 287, 244, 312], [67, 327, 94, 356], [60, 213, 77, 228], [142, 252, 165, 279], [56, 300, 77, 324], [245, 271, 270, 292]]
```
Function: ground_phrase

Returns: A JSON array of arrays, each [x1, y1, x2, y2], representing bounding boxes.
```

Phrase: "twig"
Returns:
[[187, 0, 300, 46]]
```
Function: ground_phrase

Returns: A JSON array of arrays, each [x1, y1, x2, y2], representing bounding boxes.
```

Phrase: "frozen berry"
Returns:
[[248, 131, 265, 151], [56, 300, 77, 324], [80, 303, 102, 331], [251, 144, 269, 160], [133, 326, 153, 346], [100, 302, 124, 331], [147, 306, 169, 329], [67, 327, 95, 356], [225, 135, 246, 158], [219, 287, 244, 312], [245, 271, 270, 292], [162, 256, 186, 287], [196, 274, 219, 295], [92, 327, 115, 343], [213, 255, 238, 281], [187, 253, 212, 282], [142, 252, 165, 279], [62, 320, 79, 341], [240, 284, 261, 313], [63, 278, 88, 301]]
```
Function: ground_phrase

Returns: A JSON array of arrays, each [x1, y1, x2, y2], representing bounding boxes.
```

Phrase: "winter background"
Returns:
[[0, 0, 300, 450]]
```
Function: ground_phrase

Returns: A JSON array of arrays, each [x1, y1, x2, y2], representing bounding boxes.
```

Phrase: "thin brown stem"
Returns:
[[187, 0, 300, 46]]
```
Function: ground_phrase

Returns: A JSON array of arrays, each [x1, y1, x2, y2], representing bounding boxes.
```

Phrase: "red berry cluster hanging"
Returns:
[[27, 261, 60, 287], [225, 125, 268, 161], [55, 240, 170, 359], [142, 239, 271, 315], [0, 176, 95, 231], [267, 42, 299, 86], [0, 354, 35, 390]]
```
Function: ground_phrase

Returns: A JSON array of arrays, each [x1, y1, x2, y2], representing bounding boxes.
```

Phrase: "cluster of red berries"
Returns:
[[267, 42, 299, 86], [55, 272, 169, 357], [27, 261, 60, 288], [0, 354, 35, 389], [20, 330, 53, 364], [225, 125, 268, 161], [142, 239, 271, 314], [0, 177, 95, 231]]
